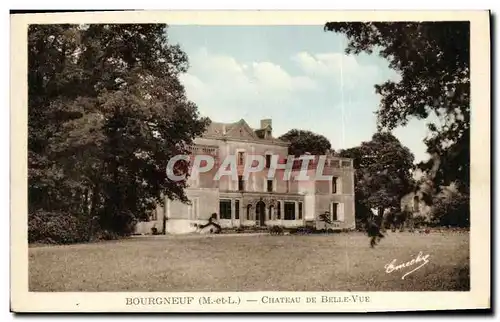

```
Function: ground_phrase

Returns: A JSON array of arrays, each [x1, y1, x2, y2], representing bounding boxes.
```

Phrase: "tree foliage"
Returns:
[[28, 24, 209, 239], [339, 132, 415, 221], [279, 129, 332, 156], [324, 22, 470, 194], [431, 190, 470, 227]]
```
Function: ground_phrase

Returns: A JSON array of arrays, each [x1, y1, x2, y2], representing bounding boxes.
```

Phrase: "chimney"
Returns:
[[260, 119, 272, 138]]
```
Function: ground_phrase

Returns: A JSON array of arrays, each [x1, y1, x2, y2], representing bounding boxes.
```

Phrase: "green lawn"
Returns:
[[29, 232, 469, 292]]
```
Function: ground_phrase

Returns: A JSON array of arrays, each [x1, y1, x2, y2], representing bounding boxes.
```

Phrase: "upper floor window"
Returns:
[[238, 175, 245, 191], [265, 154, 272, 168], [413, 196, 420, 212], [332, 177, 338, 194], [341, 160, 351, 168], [238, 151, 245, 166]]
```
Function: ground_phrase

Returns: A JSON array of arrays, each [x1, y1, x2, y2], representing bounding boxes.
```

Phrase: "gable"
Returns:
[[224, 119, 258, 140]]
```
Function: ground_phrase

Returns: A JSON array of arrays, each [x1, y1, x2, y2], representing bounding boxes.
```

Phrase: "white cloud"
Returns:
[[292, 51, 381, 90], [181, 48, 319, 102]]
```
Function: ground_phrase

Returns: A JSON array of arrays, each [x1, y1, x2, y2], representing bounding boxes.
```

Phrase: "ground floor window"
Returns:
[[298, 202, 303, 220], [284, 202, 295, 220], [276, 201, 281, 219], [330, 202, 338, 221], [268, 205, 274, 220], [247, 204, 252, 220], [219, 199, 232, 219], [235, 200, 240, 219]]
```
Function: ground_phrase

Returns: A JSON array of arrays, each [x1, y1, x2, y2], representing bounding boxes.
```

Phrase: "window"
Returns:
[[267, 179, 273, 192], [235, 200, 240, 219], [268, 205, 274, 220], [246, 205, 252, 220], [219, 199, 232, 219], [341, 160, 351, 168], [265, 154, 272, 168], [284, 202, 295, 220], [238, 151, 245, 166], [238, 175, 245, 191], [413, 196, 420, 212], [298, 202, 303, 220], [276, 201, 281, 219], [331, 177, 338, 194], [330, 202, 338, 221]]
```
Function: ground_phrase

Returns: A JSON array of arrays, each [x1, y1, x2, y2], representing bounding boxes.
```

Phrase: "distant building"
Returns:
[[400, 173, 458, 226], [135, 119, 355, 234]]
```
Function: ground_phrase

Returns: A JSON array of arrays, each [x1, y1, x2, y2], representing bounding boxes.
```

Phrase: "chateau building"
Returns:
[[135, 119, 356, 234]]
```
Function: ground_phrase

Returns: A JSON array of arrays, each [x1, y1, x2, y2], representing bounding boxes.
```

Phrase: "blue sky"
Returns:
[[167, 25, 434, 163]]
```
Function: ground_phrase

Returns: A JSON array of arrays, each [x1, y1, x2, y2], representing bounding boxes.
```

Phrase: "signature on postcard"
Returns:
[[384, 251, 431, 280]]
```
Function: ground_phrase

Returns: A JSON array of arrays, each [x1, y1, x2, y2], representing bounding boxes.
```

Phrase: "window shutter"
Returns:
[[338, 203, 344, 222]]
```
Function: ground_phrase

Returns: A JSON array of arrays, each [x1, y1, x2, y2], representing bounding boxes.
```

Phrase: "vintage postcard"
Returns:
[[11, 10, 490, 313]]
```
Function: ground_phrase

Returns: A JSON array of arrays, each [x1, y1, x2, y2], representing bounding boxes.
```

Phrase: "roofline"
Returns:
[[202, 134, 290, 147]]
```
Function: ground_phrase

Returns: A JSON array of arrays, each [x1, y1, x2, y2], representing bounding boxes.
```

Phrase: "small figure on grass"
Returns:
[[366, 216, 385, 248]]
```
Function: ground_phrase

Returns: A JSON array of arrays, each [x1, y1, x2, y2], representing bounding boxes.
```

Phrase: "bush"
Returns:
[[93, 229, 121, 241], [288, 227, 315, 235], [269, 226, 284, 235], [431, 193, 470, 228], [98, 209, 137, 236], [28, 211, 93, 244]]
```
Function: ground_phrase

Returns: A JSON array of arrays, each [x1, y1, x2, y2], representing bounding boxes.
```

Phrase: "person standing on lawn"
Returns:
[[366, 215, 385, 248]]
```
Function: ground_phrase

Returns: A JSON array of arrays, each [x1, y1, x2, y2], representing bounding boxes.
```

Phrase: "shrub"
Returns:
[[431, 193, 470, 228], [28, 211, 92, 244], [413, 215, 428, 229], [93, 229, 121, 241], [269, 226, 284, 235], [296, 227, 315, 235]]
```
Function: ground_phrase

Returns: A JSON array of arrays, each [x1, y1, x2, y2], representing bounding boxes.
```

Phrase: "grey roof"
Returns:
[[203, 119, 288, 145]]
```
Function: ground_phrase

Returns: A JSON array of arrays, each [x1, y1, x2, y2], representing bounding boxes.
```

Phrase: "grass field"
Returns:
[[29, 232, 469, 292]]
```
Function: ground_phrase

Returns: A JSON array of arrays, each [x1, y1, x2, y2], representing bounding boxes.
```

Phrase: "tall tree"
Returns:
[[279, 129, 332, 156], [324, 22, 470, 195], [28, 24, 209, 235], [339, 132, 415, 222]]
